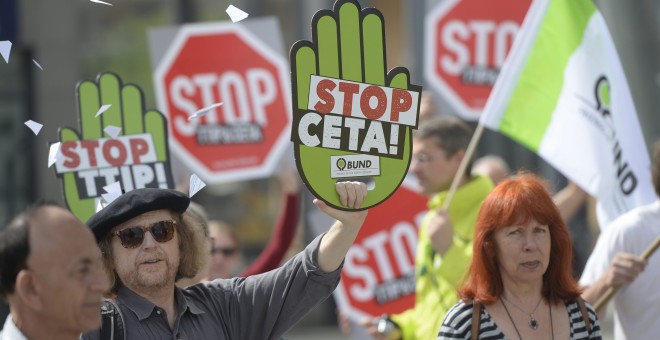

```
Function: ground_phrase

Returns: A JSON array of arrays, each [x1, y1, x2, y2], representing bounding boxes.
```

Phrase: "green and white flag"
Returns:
[[480, 0, 655, 227]]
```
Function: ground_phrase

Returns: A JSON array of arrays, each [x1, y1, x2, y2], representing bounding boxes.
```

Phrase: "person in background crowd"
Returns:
[[205, 220, 242, 279], [580, 140, 660, 339], [472, 155, 511, 185], [361, 116, 494, 339], [176, 164, 301, 286], [439, 173, 601, 339], [82, 182, 367, 340], [0, 203, 109, 340], [219, 164, 301, 279]]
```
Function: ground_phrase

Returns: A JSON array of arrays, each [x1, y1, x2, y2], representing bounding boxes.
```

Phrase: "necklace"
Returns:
[[500, 298, 554, 340], [500, 295, 543, 330]]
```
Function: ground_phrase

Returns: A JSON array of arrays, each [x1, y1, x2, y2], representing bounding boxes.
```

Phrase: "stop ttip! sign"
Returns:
[[425, 0, 532, 120], [334, 179, 428, 321], [154, 21, 291, 183]]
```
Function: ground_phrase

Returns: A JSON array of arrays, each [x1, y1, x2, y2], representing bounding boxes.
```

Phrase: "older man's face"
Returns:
[[28, 206, 109, 335], [110, 209, 180, 294]]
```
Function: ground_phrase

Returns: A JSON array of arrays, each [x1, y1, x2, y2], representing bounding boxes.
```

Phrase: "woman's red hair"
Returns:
[[459, 173, 582, 305]]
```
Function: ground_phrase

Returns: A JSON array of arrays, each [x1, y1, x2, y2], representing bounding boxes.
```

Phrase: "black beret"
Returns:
[[86, 188, 190, 242]]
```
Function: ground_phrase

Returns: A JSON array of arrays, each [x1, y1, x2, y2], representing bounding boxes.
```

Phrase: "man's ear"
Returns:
[[14, 270, 44, 311]]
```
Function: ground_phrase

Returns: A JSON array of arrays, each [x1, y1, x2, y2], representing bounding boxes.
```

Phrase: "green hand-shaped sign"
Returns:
[[54, 72, 174, 222], [290, 0, 421, 210]]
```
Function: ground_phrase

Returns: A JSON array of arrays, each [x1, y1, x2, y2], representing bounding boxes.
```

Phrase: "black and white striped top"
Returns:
[[438, 299, 601, 339]]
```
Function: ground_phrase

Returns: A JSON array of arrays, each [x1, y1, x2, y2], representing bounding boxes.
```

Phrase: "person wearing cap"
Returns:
[[0, 202, 109, 340], [81, 182, 368, 340]]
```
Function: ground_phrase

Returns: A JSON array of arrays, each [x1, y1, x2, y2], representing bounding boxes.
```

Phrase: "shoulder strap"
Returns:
[[471, 301, 481, 340], [100, 299, 125, 340], [576, 298, 591, 334]]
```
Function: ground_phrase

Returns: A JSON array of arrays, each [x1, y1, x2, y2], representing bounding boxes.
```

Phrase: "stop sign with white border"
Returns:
[[425, 0, 533, 120], [153, 19, 291, 183], [334, 178, 428, 322]]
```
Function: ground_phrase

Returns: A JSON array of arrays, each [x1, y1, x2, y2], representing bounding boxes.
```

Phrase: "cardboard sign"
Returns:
[[333, 179, 427, 322], [291, 0, 422, 210], [53, 72, 174, 222], [150, 18, 292, 184]]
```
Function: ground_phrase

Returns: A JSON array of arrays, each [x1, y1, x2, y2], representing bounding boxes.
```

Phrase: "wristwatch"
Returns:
[[376, 314, 402, 340]]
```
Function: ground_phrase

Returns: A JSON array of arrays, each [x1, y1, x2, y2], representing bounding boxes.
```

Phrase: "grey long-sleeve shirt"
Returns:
[[81, 234, 341, 340]]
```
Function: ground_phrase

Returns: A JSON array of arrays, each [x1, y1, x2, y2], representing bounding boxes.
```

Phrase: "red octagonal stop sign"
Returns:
[[154, 22, 291, 183], [334, 179, 428, 321], [425, 0, 532, 120]]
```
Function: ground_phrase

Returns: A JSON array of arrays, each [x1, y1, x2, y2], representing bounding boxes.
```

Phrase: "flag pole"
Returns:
[[441, 121, 486, 210], [593, 234, 660, 311]]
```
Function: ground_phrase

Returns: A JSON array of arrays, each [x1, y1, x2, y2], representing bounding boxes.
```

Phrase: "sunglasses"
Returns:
[[210, 246, 237, 257], [112, 220, 177, 249]]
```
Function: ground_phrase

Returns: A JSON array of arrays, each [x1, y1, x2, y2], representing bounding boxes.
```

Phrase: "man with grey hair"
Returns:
[[82, 182, 368, 340]]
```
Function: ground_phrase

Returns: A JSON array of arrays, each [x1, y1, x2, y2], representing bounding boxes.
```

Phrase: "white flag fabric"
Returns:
[[480, 0, 655, 228]]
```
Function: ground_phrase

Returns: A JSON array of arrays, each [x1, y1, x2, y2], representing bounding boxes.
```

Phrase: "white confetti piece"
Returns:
[[101, 181, 122, 205], [95, 198, 106, 212], [32, 59, 43, 70], [95, 104, 112, 117], [189, 174, 206, 198], [103, 181, 122, 194], [101, 192, 121, 205], [104, 125, 122, 138], [188, 102, 223, 120], [24, 120, 43, 135], [0, 40, 11, 63], [90, 0, 113, 6], [48, 142, 61, 168], [226, 5, 249, 23]]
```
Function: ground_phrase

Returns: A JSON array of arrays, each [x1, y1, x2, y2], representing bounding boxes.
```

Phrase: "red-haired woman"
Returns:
[[438, 174, 601, 339]]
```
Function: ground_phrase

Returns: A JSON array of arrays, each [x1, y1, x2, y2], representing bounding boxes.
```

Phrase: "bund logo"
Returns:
[[337, 158, 347, 171]]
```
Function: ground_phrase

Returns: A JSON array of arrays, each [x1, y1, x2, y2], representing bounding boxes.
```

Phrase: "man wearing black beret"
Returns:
[[81, 182, 368, 340]]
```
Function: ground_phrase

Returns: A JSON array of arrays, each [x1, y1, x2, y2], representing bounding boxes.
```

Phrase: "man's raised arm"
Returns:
[[314, 181, 369, 272]]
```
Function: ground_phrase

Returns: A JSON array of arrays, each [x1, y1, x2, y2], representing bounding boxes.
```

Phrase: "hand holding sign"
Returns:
[[313, 181, 369, 228], [57, 72, 173, 221], [291, 0, 421, 210]]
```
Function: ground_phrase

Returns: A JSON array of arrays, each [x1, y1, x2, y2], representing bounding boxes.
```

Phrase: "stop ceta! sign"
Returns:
[[153, 19, 291, 183], [425, 0, 532, 120], [334, 179, 428, 321]]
